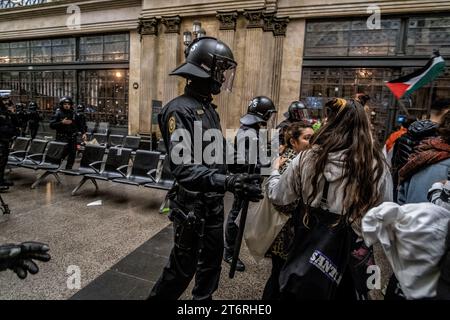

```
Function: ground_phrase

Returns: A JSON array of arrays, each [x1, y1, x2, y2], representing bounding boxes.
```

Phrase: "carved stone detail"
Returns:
[[243, 8, 265, 29], [272, 17, 290, 37], [216, 10, 238, 31], [138, 17, 158, 37], [161, 15, 181, 34]]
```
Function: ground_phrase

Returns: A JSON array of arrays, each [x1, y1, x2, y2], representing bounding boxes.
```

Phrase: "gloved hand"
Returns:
[[225, 173, 264, 202], [0, 242, 51, 279]]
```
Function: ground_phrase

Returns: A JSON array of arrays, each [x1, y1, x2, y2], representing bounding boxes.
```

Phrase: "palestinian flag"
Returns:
[[386, 54, 446, 99]]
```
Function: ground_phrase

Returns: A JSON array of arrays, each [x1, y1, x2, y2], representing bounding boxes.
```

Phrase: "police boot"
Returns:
[[223, 253, 245, 272]]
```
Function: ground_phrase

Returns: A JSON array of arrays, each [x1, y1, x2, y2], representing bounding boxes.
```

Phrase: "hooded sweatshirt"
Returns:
[[266, 147, 393, 235]]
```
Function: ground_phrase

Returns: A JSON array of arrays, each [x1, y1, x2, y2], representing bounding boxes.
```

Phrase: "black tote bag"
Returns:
[[279, 178, 354, 300]]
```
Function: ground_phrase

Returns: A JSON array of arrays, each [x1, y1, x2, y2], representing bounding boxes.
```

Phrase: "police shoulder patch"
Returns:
[[168, 116, 176, 134]]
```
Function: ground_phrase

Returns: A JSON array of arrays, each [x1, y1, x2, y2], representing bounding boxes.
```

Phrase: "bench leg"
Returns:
[[72, 177, 87, 196], [52, 173, 62, 185], [90, 178, 99, 191], [31, 171, 50, 189]]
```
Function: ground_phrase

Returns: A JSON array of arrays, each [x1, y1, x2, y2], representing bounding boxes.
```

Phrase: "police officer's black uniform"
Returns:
[[27, 102, 42, 139], [224, 96, 277, 272], [0, 99, 18, 189], [15, 104, 28, 137], [148, 37, 263, 300], [50, 97, 84, 170]]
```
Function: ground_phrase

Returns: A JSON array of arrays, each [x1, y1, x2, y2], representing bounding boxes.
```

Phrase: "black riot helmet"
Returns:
[[59, 96, 74, 109], [28, 101, 38, 111], [170, 36, 237, 92], [76, 104, 85, 113], [284, 101, 311, 122], [240, 96, 277, 126]]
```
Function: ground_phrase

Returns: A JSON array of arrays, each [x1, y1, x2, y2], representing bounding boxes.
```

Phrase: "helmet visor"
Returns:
[[220, 64, 236, 92], [292, 108, 311, 121], [212, 54, 237, 92]]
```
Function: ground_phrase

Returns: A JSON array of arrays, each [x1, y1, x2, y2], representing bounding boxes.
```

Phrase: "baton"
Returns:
[[229, 164, 256, 279]]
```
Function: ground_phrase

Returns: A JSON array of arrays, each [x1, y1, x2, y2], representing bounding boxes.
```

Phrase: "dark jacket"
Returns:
[[49, 108, 82, 139], [392, 120, 439, 171], [0, 106, 18, 142], [158, 86, 228, 196]]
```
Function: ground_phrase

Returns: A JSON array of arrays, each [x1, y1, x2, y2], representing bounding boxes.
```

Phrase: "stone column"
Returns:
[[215, 10, 238, 131], [137, 17, 159, 135], [161, 15, 181, 105], [278, 19, 305, 124], [241, 8, 265, 116], [128, 29, 142, 135], [270, 17, 289, 109]]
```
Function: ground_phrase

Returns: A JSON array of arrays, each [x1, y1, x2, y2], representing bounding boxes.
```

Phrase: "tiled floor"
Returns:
[[0, 167, 271, 300]]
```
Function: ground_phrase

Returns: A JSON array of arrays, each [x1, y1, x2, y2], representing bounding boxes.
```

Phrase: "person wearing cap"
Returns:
[[224, 96, 277, 272], [276, 101, 312, 147], [148, 37, 264, 300]]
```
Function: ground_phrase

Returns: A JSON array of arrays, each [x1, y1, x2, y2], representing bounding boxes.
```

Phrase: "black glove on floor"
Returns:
[[0, 241, 51, 279]]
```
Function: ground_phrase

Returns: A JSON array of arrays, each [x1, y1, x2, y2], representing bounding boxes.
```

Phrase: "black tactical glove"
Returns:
[[0, 242, 51, 279], [225, 173, 264, 202], [437, 220, 450, 299]]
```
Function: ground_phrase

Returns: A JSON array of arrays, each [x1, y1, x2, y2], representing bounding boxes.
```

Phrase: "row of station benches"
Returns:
[[7, 137, 175, 195]]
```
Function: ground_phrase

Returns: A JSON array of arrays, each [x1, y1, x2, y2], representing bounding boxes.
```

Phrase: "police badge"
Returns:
[[168, 116, 176, 134]]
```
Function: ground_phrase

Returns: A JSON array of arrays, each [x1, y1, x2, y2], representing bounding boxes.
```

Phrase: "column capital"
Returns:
[[161, 15, 181, 34], [216, 10, 239, 31], [138, 17, 159, 37], [262, 11, 276, 32], [243, 8, 265, 29], [273, 17, 290, 37]]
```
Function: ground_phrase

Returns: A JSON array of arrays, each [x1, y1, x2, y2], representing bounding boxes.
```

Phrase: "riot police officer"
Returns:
[[50, 97, 84, 170], [148, 36, 264, 300], [0, 98, 18, 190], [224, 96, 277, 272], [15, 103, 28, 137], [27, 101, 42, 139], [276, 101, 312, 146]]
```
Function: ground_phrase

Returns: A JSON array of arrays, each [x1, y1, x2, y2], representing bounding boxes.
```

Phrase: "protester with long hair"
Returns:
[[266, 98, 393, 299], [262, 121, 314, 300]]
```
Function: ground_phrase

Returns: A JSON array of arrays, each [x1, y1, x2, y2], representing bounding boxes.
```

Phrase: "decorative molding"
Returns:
[[243, 8, 265, 29], [262, 11, 276, 32], [161, 15, 181, 34], [272, 17, 289, 37], [138, 17, 159, 38], [141, 0, 264, 18], [216, 10, 238, 31], [0, 0, 141, 21], [277, 0, 450, 18]]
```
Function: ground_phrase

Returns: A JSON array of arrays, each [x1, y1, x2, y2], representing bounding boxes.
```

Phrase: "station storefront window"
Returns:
[[304, 18, 401, 57], [301, 67, 395, 141], [302, 14, 450, 141], [0, 32, 130, 134]]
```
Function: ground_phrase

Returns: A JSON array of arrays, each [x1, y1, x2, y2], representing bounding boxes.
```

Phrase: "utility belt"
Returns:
[[171, 183, 223, 209], [167, 188, 206, 251]]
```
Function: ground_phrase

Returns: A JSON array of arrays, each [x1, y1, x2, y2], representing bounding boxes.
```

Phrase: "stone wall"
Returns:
[[1, 0, 450, 134]]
